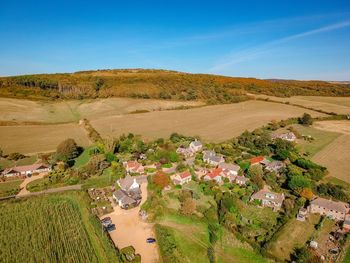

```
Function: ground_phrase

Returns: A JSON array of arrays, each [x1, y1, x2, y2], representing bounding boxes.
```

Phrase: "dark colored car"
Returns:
[[146, 238, 156, 243], [102, 220, 112, 227], [105, 224, 116, 232]]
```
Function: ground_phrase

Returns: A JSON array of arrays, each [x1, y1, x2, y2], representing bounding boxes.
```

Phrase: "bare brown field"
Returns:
[[91, 100, 325, 142], [253, 95, 350, 114], [0, 98, 204, 124], [312, 121, 350, 183], [0, 123, 91, 154]]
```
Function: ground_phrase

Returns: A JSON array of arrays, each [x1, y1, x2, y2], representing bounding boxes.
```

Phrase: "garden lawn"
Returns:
[[0, 179, 23, 197], [83, 167, 120, 189], [266, 214, 320, 261], [292, 124, 341, 157], [74, 147, 94, 169]]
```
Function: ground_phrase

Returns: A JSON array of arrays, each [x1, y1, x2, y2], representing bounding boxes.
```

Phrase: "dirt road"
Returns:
[[17, 173, 46, 196], [103, 183, 159, 263]]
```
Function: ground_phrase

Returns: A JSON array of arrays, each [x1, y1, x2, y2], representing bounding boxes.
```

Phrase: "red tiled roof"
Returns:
[[180, 171, 191, 179], [250, 156, 264, 164], [206, 168, 223, 179]]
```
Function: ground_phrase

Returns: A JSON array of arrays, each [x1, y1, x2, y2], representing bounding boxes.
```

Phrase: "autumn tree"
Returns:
[[153, 171, 170, 189], [300, 188, 313, 200], [180, 198, 196, 215]]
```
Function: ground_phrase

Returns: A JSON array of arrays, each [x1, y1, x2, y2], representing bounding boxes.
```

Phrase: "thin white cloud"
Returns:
[[209, 20, 350, 72]]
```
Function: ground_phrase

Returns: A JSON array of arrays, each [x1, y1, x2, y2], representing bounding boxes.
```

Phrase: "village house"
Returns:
[[218, 162, 240, 176], [250, 156, 265, 166], [251, 189, 285, 211], [264, 160, 285, 173], [235, 176, 249, 186], [113, 175, 142, 209], [308, 197, 350, 221], [171, 171, 192, 186], [272, 132, 297, 142], [203, 150, 224, 166], [204, 168, 223, 184], [1, 163, 51, 177], [123, 160, 145, 174], [189, 140, 203, 152], [117, 175, 140, 192], [176, 146, 194, 158], [176, 140, 203, 158], [343, 214, 350, 232]]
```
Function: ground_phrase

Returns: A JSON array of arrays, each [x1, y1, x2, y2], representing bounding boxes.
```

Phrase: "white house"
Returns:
[[123, 161, 145, 174], [171, 171, 192, 185], [203, 150, 224, 166], [117, 175, 140, 192], [251, 189, 285, 211], [218, 163, 240, 176], [2, 163, 51, 177], [189, 140, 203, 152]]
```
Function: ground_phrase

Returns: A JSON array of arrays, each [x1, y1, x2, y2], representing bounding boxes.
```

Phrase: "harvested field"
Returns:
[[0, 97, 203, 123], [254, 95, 350, 114], [309, 120, 350, 183], [91, 100, 325, 142], [312, 134, 350, 183], [313, 120, 350, 135], [0, 123, 90, 154]]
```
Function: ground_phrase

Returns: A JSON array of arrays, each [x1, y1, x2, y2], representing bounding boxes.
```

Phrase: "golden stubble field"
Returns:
[[0, 97, 204, 123], [0, 123, 91, 154], [311, 120, 350, 183], [253, 95, 350, 115], [91, 100, 325, 142], [0, 99, 326, 154]]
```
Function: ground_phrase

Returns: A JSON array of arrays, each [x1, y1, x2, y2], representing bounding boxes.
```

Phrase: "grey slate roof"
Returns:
[[219, 163, 240, 172], [311, 197, 349, 214]]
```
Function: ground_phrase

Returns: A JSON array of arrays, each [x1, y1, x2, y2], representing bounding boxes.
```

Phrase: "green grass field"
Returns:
[[0, 191, 119, 262], [292, 124, 341, 156], [157, 214, 267, 263], [0, 179, 23, 197]]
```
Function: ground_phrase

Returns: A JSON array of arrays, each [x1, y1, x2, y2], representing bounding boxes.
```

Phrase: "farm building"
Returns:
[[1, 163, 51, 177], [271, 132, 297, 142], [308, 197, 350, 221]]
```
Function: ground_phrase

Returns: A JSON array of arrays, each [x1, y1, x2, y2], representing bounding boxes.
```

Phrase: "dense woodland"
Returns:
[[0, 69, 349, 103]]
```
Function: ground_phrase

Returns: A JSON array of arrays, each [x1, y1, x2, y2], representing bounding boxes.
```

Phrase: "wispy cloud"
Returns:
[[209, 20, 350, 72]]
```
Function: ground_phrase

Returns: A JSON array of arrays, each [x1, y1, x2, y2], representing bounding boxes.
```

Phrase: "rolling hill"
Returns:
[[0, 69, 349, 104]]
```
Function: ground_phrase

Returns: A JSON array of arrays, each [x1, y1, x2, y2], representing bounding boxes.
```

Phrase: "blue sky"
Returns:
[[0, 0, 350, 80]]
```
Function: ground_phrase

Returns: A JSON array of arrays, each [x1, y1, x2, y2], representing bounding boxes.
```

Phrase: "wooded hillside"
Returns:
[[0, 69, 349, 103]]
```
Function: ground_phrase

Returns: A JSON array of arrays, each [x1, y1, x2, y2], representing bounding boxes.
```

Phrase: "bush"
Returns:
[[155, 224, 181, 262], [298, 113, 313, 126], [7, 152, 25, 160], [56, 138, 80, 162]]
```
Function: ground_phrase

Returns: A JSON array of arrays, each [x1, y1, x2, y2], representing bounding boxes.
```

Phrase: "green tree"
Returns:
[[299, 113, 313, 126], [56, 138, 80, 162], [288, 175, 311, 194], [249, 165, 264, 189]]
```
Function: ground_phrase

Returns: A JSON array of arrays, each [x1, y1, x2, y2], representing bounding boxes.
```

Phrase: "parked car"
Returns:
[[102, 220, 112, 227], [105, 224, 116, 232], [146, 238, 156, 243], [101, 217, 111, 222]]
